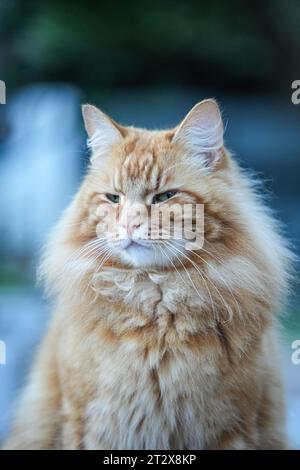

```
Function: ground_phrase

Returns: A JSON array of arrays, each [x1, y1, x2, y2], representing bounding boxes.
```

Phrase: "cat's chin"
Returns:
[[116, 243, 170, 268]]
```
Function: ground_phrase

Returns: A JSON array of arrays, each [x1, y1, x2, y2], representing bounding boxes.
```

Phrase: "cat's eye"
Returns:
[[152, 190, 177, 204], [106, 193, 120, 204]]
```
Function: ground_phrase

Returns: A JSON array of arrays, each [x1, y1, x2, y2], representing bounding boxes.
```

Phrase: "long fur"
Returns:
[[4, 101, 293, 450]]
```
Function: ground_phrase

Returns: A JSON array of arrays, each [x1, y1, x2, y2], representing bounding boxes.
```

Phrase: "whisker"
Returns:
[[161, 241, 208, 310], [186, 246, 242, 319], [165, 240, 230, 321], [157, 243, 189, 290], [158, 227, 242, 319]]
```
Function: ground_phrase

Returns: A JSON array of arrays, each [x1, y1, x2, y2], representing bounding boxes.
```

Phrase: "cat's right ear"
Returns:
[[82, 104, 123, 160], [173, 99, 224, 169]]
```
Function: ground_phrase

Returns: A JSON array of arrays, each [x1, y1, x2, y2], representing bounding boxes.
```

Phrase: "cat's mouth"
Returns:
[[128, 241, 143, 248], [124, 239, 151, 250], [114, 237, 165, 267]]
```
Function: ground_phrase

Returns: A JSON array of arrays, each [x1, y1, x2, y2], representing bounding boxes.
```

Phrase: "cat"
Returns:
[[4, 99, 292, 449]]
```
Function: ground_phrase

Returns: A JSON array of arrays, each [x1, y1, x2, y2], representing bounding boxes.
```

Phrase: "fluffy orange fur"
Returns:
[[4, 100, 292, 449]]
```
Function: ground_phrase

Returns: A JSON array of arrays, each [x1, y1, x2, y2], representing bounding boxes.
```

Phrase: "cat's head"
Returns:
[[70, 99, 238, 270], [40, 100, 292, 316]]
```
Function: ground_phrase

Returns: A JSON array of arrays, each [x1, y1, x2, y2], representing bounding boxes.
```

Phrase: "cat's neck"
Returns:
[[91, 266, 194, 315]]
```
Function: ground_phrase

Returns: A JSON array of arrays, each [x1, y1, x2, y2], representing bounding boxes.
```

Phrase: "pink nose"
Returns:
[[123, 221, 141, 237]]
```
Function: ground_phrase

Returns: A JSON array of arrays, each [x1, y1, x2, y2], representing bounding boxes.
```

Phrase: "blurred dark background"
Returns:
[[1, 0, 300, 92], [0, 0, 299, 447]]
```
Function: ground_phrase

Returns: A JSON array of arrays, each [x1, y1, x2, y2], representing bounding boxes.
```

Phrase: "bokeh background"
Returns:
[[0, 0, 299, 448]]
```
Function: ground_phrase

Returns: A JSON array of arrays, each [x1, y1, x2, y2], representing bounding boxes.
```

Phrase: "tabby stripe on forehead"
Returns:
[[153, 168, 162, 191], [150, 147, 159, 186]]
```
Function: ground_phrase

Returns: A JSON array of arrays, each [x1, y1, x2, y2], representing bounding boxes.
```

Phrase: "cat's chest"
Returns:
[[77, 270, 223, 448], [80, 309, 223, 449], [83, 337, 220, 450]]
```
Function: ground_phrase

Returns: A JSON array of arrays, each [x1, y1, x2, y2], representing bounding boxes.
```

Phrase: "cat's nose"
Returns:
[[121, 217, 142, 237], [126, 221, 141, 237]]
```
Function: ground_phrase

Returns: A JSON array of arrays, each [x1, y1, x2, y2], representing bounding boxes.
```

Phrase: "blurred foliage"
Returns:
[[0, 0, 300, 93], [0, 263, 32, 287]]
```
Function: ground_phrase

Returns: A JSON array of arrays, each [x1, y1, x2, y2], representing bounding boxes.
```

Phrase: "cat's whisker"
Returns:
[[66, 236, 107, 260], [172, 230, 241, 320], [65, 241, 108, 274], [161, 241, 212, 314], [190, 249, 242, 320], [164, 229, 242, 319], [157, 242, 189, 290], [164, 241, 218, 321], [58, 238, 113, 295], [87, 248, 114, 297], [75, 243, 114, 294], [165, 240, 233, 322]]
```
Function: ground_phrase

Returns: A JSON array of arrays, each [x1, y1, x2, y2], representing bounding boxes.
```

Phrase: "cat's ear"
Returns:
[[173, 99, 224, 168], [82, 104, 123, 160]]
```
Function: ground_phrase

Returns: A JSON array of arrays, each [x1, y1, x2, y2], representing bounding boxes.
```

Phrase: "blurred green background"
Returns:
[[1, 0, 300, 92], [0, 0, 299, 447]]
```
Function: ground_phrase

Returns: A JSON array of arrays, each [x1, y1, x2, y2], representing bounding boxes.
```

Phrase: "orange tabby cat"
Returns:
[[5, 100, 292, 449]]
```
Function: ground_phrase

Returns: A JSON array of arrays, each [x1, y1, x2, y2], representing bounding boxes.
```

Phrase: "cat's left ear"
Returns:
[[173, 99, 224, 168]]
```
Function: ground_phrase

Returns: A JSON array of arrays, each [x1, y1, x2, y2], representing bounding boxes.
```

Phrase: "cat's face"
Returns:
[[78, 100, 227, 269]]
